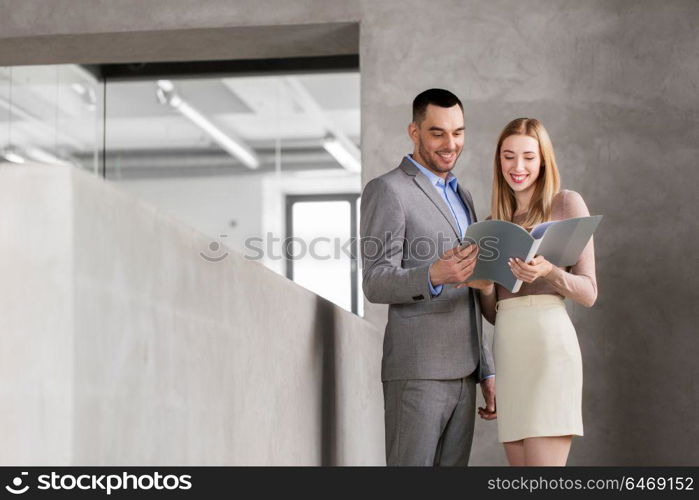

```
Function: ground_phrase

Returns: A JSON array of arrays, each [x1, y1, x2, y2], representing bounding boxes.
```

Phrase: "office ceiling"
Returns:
[[0, 64, 360, 177]]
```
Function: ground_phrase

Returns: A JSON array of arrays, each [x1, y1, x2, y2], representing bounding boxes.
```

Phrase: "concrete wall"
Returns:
[[0, 165, 75, 463], [0, 163, 383, 465], [116, 175, 266, 256], [0, 0, 697, 465], [358, 0, 699, 466], [116, 170, 361, 278]]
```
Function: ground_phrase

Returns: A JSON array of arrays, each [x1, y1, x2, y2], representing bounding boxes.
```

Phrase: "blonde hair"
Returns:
[[491, 118, 560, 229]]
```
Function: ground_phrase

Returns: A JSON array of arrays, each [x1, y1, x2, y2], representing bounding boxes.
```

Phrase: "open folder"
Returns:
[[460, 215, 603, 293]]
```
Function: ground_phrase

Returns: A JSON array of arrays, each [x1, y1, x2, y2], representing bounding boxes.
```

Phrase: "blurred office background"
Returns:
[[0, 64, 362, 315]]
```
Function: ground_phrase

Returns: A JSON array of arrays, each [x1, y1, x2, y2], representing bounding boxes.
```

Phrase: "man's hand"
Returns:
[[508, 255, 554, 283], [429, 243, 479, 287], [478, 376, 497, 420]]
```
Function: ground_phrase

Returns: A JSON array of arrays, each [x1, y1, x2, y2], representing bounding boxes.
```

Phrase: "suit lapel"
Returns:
[[400, 158, 461, 239], [457, 184, 478, 224]]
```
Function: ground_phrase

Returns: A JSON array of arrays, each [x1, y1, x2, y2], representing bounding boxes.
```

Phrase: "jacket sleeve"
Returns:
[[360, 177, 434, 305]]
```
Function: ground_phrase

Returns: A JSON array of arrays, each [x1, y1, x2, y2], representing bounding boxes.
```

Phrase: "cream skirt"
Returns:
[[493, 294, 583, 443]]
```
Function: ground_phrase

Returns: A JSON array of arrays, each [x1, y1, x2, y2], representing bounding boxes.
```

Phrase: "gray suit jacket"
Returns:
[[360, 157, 495, 382]]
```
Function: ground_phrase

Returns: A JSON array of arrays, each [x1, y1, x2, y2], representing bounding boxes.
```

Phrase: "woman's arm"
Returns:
[[476, 214, 498, 324], [479, 284, 498, 325], [542, 190, 598, 307]]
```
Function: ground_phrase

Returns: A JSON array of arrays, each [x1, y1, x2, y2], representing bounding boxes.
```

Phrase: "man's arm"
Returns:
[[360, 177, 433, 305]]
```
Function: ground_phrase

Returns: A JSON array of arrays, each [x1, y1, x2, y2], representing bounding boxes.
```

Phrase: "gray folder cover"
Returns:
[[461, 215, 602, 293]]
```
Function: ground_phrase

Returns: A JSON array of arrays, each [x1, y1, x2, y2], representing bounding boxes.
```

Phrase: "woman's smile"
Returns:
[[509, 173, 529, 184]]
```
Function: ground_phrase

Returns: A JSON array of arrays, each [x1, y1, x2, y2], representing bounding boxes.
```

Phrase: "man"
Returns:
[[360, 88, 496, 466]]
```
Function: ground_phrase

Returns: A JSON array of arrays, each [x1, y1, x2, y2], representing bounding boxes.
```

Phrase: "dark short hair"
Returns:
[[412, 88, 463, 124]]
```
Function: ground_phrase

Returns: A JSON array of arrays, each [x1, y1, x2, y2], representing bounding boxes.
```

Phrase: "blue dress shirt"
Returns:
[[406, 154, 472, 297]]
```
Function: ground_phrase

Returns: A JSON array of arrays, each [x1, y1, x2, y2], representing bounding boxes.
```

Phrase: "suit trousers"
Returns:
[[383, 370, 478, 466]]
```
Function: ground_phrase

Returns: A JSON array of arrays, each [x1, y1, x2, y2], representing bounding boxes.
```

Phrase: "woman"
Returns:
[[477, 118, 597, 466]]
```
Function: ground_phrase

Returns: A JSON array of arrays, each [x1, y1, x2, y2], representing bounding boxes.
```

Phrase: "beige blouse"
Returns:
[[479, 189, 598, 325]]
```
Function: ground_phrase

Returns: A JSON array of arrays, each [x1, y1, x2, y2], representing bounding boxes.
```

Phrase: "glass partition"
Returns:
[[0, 63, 363, 315]]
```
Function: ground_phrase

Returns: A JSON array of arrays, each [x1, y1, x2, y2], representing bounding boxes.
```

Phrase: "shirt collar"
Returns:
[[406, 154, 459, 193]]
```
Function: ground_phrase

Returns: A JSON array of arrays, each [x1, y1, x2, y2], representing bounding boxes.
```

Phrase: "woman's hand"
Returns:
[[508, 255, 554, 283]]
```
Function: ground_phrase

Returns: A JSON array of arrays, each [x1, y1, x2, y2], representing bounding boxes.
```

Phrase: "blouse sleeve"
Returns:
[[479, 287, 498, 325], [542, 190, 598, 307], [477, 214, 498, 324]]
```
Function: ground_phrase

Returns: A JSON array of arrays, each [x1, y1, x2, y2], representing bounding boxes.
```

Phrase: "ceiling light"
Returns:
[[71, 82, 97, 109], [285, 77, 361, 173], [323, 135, 361, 173], [1, 147, 26, 164], [156, 80, 259, 169], [25, 148, 74, 167]]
